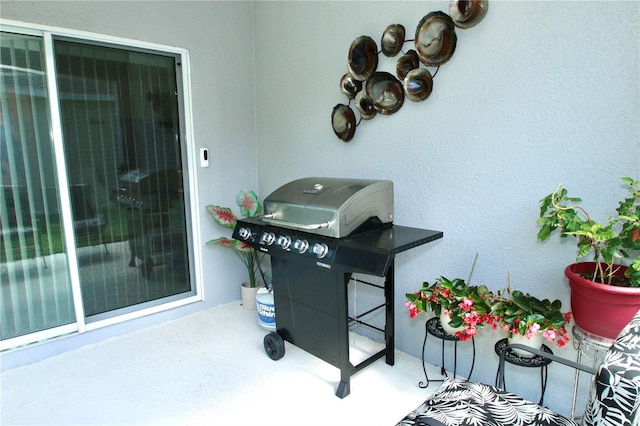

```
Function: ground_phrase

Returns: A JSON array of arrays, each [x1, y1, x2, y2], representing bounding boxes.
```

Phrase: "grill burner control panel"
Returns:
[[233, 217, 443, 276], [234, 218, 339, 270]]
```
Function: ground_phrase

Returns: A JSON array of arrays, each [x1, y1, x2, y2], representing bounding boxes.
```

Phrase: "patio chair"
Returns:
[[396, 309, 640, 426]]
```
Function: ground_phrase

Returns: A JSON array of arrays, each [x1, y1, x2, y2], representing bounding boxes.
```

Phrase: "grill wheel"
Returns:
[[264, 332, 285, 361]]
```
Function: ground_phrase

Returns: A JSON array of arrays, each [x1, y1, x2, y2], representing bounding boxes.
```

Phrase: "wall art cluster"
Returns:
[[331, 0, 488, 142]]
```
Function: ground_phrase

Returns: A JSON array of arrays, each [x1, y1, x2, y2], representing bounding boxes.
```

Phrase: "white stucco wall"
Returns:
[[252, 0, 639, 414]]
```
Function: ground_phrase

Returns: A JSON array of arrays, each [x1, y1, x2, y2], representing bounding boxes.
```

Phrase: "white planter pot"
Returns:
[[439, 311, 464, 336], [507, 331, 544, 358], [241, 282, 262, 311]]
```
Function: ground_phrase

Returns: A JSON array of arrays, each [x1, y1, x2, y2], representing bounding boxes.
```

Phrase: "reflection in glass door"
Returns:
[[53, 40, 193, 320]]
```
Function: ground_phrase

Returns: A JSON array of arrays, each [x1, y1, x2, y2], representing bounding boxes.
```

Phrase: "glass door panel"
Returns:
[[1, 32, 75, 339], [53, 40, 192, 319]]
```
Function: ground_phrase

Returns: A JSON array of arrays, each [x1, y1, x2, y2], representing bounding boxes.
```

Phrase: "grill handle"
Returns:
[[261, 216, 330, 230]]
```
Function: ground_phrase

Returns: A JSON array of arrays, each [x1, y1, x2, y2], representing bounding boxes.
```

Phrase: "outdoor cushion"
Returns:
[[395, 378, 577, 426], [583, 309, 640, 426]]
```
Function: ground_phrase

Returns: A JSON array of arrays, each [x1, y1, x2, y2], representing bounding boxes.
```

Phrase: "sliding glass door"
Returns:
[[1, 27, 196, 347]]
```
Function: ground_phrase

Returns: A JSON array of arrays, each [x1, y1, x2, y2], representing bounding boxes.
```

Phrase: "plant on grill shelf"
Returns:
[[405, 277, 495, 341], [537, 177, 640, 287], [206, 189, 263, 288], [490, 284, 571, 348]]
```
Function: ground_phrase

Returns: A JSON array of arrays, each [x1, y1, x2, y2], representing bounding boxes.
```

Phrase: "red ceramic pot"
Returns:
[[565, 262, 640, 339]]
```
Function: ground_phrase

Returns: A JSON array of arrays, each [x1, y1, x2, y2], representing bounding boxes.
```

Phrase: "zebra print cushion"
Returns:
[[395, 378, 578, 426], [583, 310, 640, 426]]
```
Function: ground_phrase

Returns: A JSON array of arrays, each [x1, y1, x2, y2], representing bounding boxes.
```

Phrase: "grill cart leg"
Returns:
[[336, 378, 350, 399]]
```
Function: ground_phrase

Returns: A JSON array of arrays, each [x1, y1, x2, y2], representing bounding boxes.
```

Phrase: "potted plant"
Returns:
[[206, 189, 264, 310], [490, 285, 571, 356], [405, 277, 494, 341], [537, 177, 640, 338]]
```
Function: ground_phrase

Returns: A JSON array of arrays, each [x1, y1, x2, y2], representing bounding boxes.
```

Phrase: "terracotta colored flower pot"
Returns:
[[565, 262, 640, 339]]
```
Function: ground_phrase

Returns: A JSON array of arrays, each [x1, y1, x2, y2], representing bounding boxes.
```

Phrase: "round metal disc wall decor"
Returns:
[[348, 36, 379, 81], [355, 91, 377, 120], [404, 68, 433, 102], [340, 73, 362, 99], [331, 104, 356, 142], [332, 1, 488, 141], [381, 24, 406, 57], [396, 50, 420, 80], [415, 11, 457, 66], [449, 0, 488, 29], [366, 72, 405, 115]]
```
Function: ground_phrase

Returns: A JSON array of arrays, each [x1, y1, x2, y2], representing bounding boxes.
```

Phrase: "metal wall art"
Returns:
[[331, 0, 488, 142]]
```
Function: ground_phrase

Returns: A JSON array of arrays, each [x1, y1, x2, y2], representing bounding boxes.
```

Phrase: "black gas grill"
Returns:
[[232, 177, 442, 397]]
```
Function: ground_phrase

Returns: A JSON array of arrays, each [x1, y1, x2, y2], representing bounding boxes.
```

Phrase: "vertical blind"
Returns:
[[1, 31, 192, 344]]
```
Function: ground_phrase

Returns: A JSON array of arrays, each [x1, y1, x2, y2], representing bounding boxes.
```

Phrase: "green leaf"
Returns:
[[207, 237, 235, 247], [537, 225, 552, 241], [447, 316, 463, 328], [206, 205, 237, 228], [236, 190, 262, 218]]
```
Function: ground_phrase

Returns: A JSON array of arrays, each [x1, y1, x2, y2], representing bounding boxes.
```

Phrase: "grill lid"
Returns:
[[262, 177, 393, 238]]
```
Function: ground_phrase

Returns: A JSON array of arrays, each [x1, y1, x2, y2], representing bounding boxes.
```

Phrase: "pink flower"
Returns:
[[525, 323, 541, 338], [543, 329, 557, 342], [463, 311, 480, 326], [458, 297, 474, 311], [455, 326, 478, 342], [405, 301, 419, 319]]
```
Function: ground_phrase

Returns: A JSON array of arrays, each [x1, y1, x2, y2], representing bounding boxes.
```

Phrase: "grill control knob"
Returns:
[[238, 227, 252, 240], [260, 232, 276, 245], [312, 243, 328, 258], [276, 235, 291, 250], [293, 239, 309, 254]]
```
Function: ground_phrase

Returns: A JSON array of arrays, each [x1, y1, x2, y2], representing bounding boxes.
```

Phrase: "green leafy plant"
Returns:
[[537, 177, 640, 287], [490, 286, 571, 347], [206, 190, 263, 288], [405, 277, 494, 341]]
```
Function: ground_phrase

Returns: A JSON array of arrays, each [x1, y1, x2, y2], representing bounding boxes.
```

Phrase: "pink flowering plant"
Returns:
[[406, 276, 573, 347], [490, 287, 572, 348], [206, 190, 263, 288], [405, 277, 495, 341]]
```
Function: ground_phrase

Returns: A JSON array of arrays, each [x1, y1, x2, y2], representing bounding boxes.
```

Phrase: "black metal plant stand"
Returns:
[[419, 317, 476, 388], [494, 338, 553, 405]]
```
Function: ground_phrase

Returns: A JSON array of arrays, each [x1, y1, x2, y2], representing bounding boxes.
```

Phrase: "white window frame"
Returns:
[[0, 19, 204, 352]]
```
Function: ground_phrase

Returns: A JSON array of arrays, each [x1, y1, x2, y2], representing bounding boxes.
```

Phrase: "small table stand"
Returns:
[[570, 326, 614, 420], [419, 317, 476, 388], [494, 338, 553, 405]]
